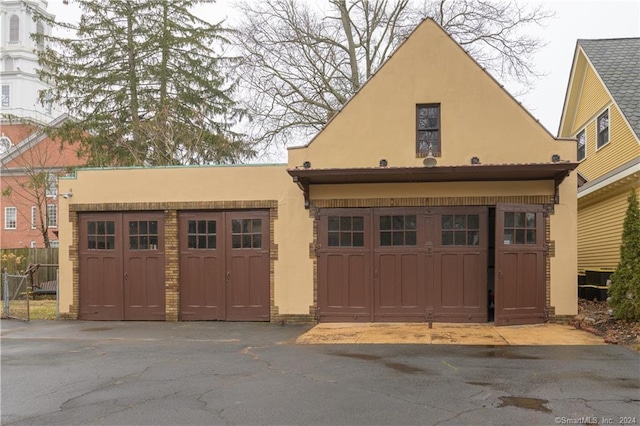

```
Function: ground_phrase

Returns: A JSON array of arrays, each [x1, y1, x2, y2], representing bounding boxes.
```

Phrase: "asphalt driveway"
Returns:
[[1, 320, 638, 425]]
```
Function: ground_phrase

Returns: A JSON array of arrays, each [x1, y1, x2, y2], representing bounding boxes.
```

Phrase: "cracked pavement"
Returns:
[[1, 320, 638, 425]]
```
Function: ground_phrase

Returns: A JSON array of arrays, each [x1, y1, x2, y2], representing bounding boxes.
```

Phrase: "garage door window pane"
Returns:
[[187, 219, 216, 249], [468, 215, 479, 230], [353, 217, 364, 231], [328, 216, 340, 231], [442, 232, 453, 245], [231, 218, 263, 249], [468, 230, 479, 246], [353, 232, 364, 246], [503, 211, 537, 245], [526, 230, 536, 244], [442, 215, 453, 229], [380, 216, 391, 230], [505, 212, 514, 228], [442, 214, 480, 245], [87, 221, 116, 250]]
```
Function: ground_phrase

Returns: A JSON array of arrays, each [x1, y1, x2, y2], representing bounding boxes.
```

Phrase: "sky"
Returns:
[[44, 0, 640, 139]]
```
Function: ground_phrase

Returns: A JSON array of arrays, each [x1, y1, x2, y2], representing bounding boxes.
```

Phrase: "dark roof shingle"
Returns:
[[579, 38, 640, 137]]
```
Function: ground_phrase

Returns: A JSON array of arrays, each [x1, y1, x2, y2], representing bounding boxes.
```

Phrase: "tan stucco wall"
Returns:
[[58, 165, 314, 317], [550, 172, 578, 315]]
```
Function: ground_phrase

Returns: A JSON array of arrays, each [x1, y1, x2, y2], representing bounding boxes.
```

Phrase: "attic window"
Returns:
[[416, 104, 441, 157], [597, 109, 609, 149]]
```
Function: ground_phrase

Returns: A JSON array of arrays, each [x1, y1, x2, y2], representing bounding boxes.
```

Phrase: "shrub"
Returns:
[[609, 188, 640, 321]]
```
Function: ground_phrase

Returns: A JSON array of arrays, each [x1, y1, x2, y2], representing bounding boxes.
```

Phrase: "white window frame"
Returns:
[[31, 206, 37, 229], [576, 128, 586, 162], [47, 204, 57, 228], [9, 15, 19, 43], [1, 85, 9, 107], [596, 107, 610, 150], [30, 241, 37, 248], [49, 240, 59, 248], [4, 207, 17, 230]]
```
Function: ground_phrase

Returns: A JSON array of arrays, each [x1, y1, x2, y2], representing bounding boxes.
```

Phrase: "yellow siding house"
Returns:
[[57, 19, 579, 325], [558, 38, 640, 276]]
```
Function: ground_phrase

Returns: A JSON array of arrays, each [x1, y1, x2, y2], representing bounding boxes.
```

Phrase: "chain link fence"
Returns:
[[2, 270, 30, 321]]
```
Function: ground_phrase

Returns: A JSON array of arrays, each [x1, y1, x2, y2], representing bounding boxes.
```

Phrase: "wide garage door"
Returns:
[[179, 211, 270, 321], [79, 212, 166, 320], [317, 207, 488, 322]]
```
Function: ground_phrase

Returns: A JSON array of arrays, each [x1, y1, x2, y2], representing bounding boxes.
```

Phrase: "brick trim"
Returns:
[[311, 195, 553, 209]]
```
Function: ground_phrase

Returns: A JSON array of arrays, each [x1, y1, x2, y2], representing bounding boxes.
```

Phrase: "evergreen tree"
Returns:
[[33, 0, 253, 166], [609, 188, 640, 321]]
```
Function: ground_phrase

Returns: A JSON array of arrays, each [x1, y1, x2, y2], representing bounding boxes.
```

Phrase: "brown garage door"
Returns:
[[317, 207, 488, 323], [179, 211, 270, 321], [79, 212, 166, 320], [495, 204, 545, 326]]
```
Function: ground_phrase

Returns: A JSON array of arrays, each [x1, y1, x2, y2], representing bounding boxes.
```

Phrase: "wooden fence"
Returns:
[[0, 248, 59, 282]]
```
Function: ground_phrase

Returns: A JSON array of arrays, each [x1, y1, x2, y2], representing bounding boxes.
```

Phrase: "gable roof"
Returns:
[[290, 18, 557, 152], [578, 38, 640, 137], [0, 114, 70, 165]]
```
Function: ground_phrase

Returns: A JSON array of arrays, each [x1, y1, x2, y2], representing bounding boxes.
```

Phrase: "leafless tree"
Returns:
[[233, 0, 554, 149], [1, 121, 72, 248]]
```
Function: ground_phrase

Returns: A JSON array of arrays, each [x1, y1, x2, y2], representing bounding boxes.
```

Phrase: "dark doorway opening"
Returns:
[[488, 207, 496, 322]]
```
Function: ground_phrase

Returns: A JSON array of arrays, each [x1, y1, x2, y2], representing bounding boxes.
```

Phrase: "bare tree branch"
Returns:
[[232, 0, 553, 149]]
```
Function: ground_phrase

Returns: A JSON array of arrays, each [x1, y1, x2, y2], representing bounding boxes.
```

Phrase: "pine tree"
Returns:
[[32, 0, 253, 166], [608, 188, 640, 321]]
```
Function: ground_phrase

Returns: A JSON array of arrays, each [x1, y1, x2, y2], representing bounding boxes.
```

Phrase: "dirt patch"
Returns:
[[498, 396, 551, 413], [572, 299, 640, 350]]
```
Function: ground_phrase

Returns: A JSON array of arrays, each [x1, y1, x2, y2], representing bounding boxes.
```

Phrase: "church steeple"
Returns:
[[1, 0, 63, 123]]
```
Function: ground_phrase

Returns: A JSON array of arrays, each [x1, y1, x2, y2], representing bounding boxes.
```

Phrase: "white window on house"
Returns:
[[576, 129, 586, 161], [1, 85, 9, 107], [50, 240, 59, 248], [44, 92, 52, 115], [5, 207, 17, 229], [9, 15, 19, 42], [31, 206, 37, 229], [47, 204, 57, 228], [46, 173, 57, 197], [597, 109, 609, 149], [0, 136, 11, 155], [36, 22, 44, 49], [30, 241, 37, 248]]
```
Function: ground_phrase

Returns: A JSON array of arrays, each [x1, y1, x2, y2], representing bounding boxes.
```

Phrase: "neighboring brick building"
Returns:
[[1, 115, 85, 248], [1, 0, 85, 249]]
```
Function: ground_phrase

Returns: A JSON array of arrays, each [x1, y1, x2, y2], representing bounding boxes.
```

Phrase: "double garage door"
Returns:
[[317, 205, 546, 325], [79, 211, 269, 321]]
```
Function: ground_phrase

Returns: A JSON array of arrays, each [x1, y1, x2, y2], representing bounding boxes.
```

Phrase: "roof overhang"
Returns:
[[288, 162, 578, 208]]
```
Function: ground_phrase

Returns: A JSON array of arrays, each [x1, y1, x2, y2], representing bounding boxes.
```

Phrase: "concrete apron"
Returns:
[[296, 322, 605, 345]]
